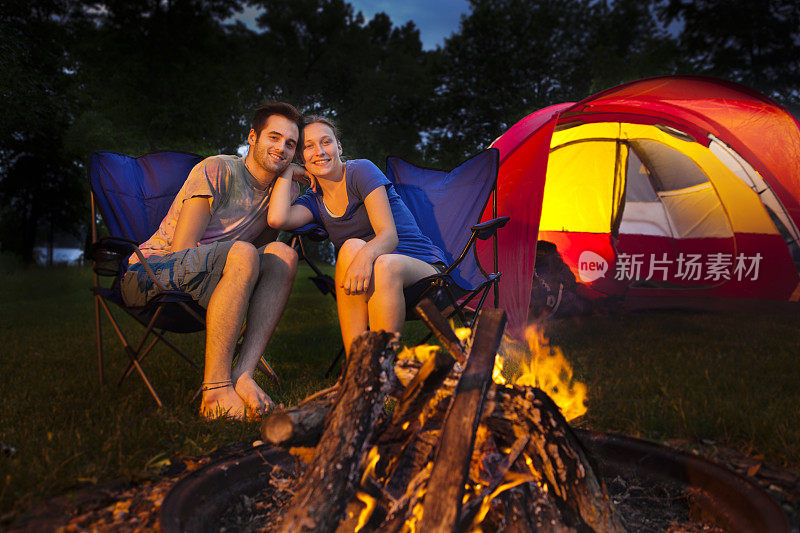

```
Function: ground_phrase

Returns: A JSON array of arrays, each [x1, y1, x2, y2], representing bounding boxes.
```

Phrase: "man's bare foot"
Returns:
[[200, 385, 247, 420], [234, 374, 275, 416]]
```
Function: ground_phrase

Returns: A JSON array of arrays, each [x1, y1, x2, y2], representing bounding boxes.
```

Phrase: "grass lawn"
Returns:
[[1, 261, 799, 520]]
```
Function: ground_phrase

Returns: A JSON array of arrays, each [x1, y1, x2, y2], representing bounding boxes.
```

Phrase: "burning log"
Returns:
[[277, 331, 399, 533], [414, 297, 467, 364], [378, 347, 455, 447], [419, 308, 506, 530], [265, 301, 624, 532], [261, 386, 337, 446], [486, 385, 625, 532], [261, 385, 338, 447]]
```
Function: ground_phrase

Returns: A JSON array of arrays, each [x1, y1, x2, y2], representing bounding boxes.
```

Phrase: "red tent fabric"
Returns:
[[476, 104, 567, 339], [480, 76, 800, 339]]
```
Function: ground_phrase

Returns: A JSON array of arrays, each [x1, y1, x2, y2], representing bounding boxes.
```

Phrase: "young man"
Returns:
[[121, 102, 303, 419]]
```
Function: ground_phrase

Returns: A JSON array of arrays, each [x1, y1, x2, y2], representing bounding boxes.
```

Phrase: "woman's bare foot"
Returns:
[[234, 373, 275, 416], [200, 385, 247, 420]]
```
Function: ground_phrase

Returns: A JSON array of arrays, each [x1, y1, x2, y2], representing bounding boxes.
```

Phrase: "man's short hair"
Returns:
[[251, 102, 301, 136]]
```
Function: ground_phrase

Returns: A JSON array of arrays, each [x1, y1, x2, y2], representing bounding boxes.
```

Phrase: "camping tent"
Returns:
[[477, 76, 800, 338]]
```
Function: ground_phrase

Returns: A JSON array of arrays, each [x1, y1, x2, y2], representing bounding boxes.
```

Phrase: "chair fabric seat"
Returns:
[[402, 274, 467, 318], [93, 286, 205, 333]]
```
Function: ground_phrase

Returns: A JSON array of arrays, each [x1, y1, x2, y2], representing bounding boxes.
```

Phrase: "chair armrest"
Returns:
[[89, 237, 168, 293], [442, 216, 510, 278], [90, 236, 139, 256], [292, 223, 329, 242], [443, 216, 510, 277], [89, 237, 139, 276], [471, 216, 510, 240]]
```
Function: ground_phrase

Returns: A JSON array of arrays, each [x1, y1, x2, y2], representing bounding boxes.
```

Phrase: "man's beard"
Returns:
[[256, 149, 288, 175]]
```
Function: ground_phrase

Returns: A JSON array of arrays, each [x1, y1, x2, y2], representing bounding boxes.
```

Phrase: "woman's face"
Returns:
[[302, 122, 343, 178]]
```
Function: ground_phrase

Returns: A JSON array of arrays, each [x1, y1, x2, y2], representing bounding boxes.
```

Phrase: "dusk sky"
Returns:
[[234, 0, 471, 50]]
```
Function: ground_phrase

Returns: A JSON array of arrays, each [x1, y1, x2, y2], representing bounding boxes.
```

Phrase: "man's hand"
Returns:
[[283, 163, 317, 191]]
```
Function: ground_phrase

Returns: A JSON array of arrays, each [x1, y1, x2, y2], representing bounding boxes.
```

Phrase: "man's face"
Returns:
[[248, 114, 299, 176]]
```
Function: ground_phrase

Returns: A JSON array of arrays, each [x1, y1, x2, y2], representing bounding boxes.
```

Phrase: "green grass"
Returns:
[[0, 263, 342, 519], [1, 262, 799, 519], [545, 310, 800, 466]]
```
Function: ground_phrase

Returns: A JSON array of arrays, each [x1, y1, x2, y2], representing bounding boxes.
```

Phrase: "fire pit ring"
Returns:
[[159, 430, 790, 532], [160, 446, 298, 533], [578, 430, 790, 532]]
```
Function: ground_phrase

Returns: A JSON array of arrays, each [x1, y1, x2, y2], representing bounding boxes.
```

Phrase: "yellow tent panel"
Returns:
[[540, 139, 618, 233], [540, 122, 779, 236], [621, 123, 777, 235]]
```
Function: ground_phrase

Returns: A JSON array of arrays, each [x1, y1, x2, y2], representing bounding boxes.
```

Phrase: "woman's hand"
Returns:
[[339, 186, 398, 294], [341, 248, 377, 295]]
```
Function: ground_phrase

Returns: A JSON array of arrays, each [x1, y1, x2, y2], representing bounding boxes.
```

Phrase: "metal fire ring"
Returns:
[[576, 429, 790, 533], [160, 431, 790, 532], [160, 445, 297, 533]]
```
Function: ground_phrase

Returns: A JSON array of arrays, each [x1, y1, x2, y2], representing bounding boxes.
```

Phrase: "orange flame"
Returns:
[[353, 447, 381, 531], [495, 324, 587, 421]]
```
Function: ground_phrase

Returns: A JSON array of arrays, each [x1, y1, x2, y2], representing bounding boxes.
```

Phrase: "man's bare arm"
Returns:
[[170, 196, 213, 253]]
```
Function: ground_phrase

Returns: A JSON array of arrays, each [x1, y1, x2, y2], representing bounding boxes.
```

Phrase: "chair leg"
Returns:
[[119, 328, 199, 383], [324, 346, 346, 378], [97, 297, 164, 407], [119, 335, 160, 383], [153, 330, 199, 368], [127, 350, 163, 408], [94, 294, 104, 387], [444, 286, 469, 325], [258, 356, 281, 388], [116, 305, 162, 386]]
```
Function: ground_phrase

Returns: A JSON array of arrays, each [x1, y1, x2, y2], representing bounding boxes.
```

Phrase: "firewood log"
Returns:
[[277, 331, 399, 533], [419, 308, 506, 531], [260, 386, 338, 446], [488, 385, 626, 532]]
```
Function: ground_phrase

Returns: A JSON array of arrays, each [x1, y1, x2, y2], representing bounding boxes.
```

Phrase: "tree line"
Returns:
[[2, 0, 799, 263]]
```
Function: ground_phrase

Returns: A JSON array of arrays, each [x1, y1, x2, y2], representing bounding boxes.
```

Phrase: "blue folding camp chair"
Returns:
[[88, 151, 278, 407], [390, 148, 506, 324], [323, 148, 508, 375]]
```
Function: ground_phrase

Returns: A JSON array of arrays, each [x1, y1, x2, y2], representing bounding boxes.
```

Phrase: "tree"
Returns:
[[662, 0, 800, 104], [0, 1, 88, 263], [426, 0, 681, 166], [70, 0, 261, 157], [249, 0, 437, 166], [424, 0, 600, 166], [587, 0, 679, 93]]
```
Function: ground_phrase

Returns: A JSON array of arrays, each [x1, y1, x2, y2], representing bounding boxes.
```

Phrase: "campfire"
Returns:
[[492, 324, 587, 423], [260, 300, 623, 532]]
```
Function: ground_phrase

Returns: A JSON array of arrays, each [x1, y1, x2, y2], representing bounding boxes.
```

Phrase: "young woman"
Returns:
[[267, 116, 446, 355]]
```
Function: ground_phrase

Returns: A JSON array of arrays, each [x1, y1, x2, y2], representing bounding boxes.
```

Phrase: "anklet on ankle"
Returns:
[[201, 379, 233, 392]]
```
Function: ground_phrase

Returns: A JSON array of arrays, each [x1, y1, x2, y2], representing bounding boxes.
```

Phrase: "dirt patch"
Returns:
[[3, 440, 798, 532]]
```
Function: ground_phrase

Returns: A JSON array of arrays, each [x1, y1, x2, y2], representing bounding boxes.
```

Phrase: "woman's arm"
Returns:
[[267, 164, 315, 230], [341, 186, 399, 294]]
